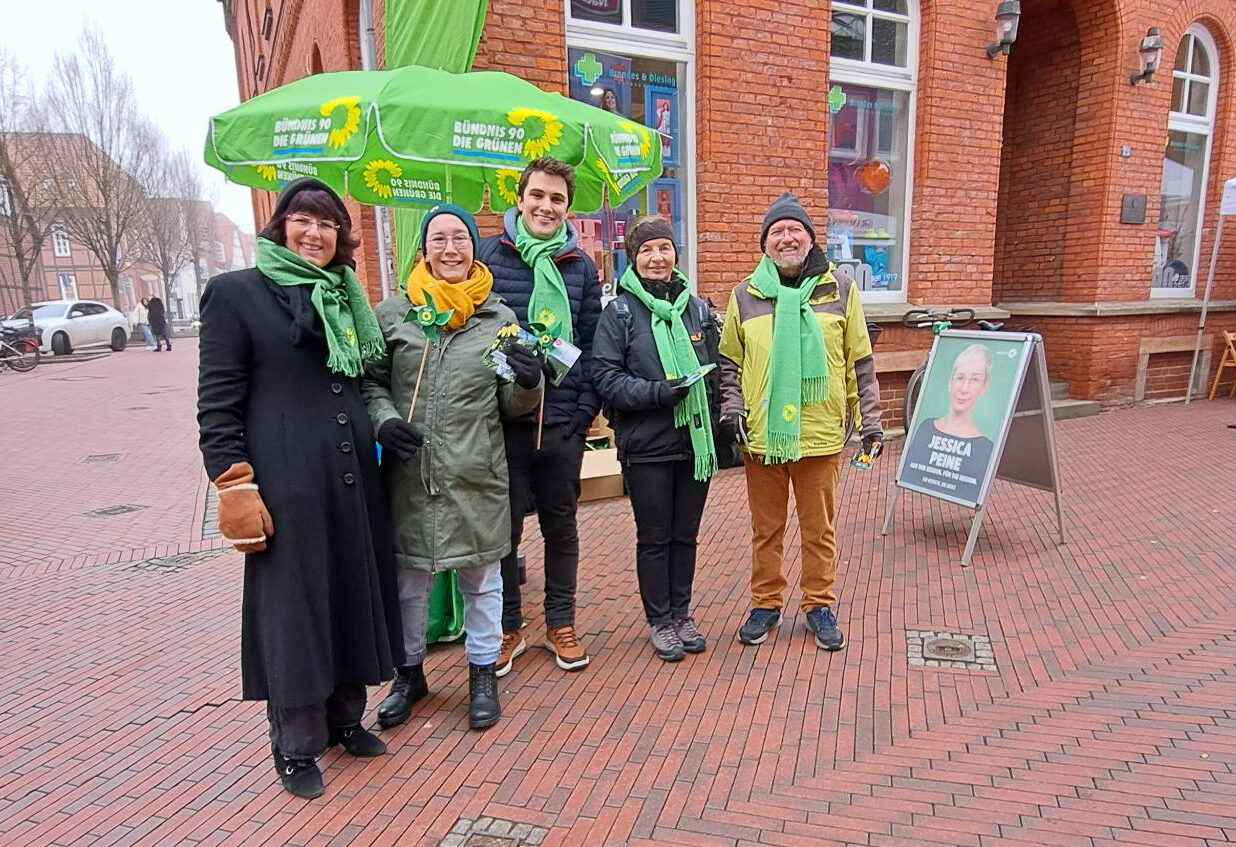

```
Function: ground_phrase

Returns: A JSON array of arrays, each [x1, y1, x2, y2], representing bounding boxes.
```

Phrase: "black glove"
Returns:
[[861, 432, 884, 461], [722, 413, 749, 448], [378, 418, 424, 461], [504, 344, 544, 390], [563, 410, 594, 439], [657, 377, 691, 408], [716, 415, 737, 445]]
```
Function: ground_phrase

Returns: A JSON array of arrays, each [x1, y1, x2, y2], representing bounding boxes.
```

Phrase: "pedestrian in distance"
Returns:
[[197, 177, 402, 799], [363, 204, 543, 732], [477, 157, 602, 677], [132, 298, 155, 349], [718, 191, 884, 652], [146, 295, 172, 351], [592, 215, 736, 661]]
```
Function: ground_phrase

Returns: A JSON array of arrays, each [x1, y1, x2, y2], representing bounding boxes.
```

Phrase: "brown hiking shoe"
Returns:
[[496, 631, 526, 678], [545, 625, 590, 671]]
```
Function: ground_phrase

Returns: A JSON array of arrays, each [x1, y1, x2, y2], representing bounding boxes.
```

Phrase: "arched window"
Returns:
[[828, 0, 918, 302], [1152, 25, 1219, 295]]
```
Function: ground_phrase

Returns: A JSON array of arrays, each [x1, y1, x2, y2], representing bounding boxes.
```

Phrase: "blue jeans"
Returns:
[[138, 323, 155, 348], [396, 563, 502, 666]]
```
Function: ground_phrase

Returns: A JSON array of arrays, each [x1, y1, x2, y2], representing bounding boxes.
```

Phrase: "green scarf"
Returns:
[[748, 256, 830, 463], [256, 237, 385, 377], [619, 267, 717, 482], [515, 217, 573, 342]]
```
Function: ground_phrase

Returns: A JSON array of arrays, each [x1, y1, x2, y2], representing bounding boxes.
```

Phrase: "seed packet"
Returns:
[[483, 322, 581, 387]]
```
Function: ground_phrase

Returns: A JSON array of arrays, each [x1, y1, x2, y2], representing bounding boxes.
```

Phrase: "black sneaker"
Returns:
[[804, 605, 845, 651], [737, 608, 782, 645], [271, 748, 324, 799], [327, 724, 387, 757]]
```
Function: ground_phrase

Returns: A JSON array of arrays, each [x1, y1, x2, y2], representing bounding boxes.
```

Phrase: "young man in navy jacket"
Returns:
[[477, 157, 602, 676]]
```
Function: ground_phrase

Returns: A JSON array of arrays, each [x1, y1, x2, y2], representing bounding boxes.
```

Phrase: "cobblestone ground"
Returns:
[[1, 340, 1234, 847]]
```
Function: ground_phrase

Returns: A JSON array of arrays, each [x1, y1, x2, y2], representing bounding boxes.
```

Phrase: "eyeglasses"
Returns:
[[426, 234, 472, 251], [287, 214, 341, 234], [767, 224, 808, 241]]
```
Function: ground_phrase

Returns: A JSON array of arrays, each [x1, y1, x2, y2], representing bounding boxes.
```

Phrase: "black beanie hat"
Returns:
[[759, 191, 815, 250], [624, 216, 677, 266], [270, 177, 351, 227]]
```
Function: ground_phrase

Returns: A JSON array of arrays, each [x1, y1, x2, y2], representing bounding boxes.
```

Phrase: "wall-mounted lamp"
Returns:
[[986, 0, 1022, 58], [1130, 27, 1164, 85]]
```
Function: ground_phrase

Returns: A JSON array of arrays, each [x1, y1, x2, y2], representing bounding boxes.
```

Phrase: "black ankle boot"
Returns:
[[327, 723, 386, 757], [272, 747, 324, 799], [377, 664, 428, 728], [468, 662, 500, 730]]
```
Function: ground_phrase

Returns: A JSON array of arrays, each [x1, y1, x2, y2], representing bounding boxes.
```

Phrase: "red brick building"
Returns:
[[217, 0, 1236, 414]]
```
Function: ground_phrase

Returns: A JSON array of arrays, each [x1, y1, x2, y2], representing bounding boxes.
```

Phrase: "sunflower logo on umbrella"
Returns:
[[320, 96, 362, 148], [494, 169, 521, 206], [255, 164, 278, 182], [507, 107, 563, 159], [363, 159, 401, 200]]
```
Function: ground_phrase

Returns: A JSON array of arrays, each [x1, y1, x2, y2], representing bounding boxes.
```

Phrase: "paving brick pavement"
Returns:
[[0, 339, 1233, 846]]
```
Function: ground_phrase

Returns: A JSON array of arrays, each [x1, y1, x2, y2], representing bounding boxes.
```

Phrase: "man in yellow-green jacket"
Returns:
[[718, 192, 883, 651]]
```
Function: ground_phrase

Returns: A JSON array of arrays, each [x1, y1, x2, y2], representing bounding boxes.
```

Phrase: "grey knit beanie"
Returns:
[[759, 191, 816, 249]]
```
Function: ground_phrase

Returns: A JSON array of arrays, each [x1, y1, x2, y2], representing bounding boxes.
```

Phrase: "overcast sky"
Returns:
[[1, 0, 255, 232]]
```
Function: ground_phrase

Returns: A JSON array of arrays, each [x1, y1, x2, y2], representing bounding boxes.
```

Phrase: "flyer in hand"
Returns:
[[483, 322, 581, 387]]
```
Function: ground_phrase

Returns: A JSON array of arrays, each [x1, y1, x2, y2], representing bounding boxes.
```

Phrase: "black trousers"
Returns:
[[266, 682, 366, 759], [152, 325, 172, 350], [624, 459, 710, 625], [500, 422, 584, 632]]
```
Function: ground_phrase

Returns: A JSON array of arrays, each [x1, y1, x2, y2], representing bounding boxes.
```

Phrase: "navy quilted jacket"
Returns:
[[477, 209, 602, 426]]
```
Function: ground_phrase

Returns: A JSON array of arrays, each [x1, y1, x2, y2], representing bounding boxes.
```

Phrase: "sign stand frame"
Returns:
[[882, 333, 1066, 567]]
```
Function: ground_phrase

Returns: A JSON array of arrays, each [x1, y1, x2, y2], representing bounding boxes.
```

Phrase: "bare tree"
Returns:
[[0, 49, 58, 316], [43, 24, 157, 309], [138, 142, 203, 312]]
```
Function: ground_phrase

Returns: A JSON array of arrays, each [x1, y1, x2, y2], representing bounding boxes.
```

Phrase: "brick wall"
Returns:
[[994, 0, 1081, 302]]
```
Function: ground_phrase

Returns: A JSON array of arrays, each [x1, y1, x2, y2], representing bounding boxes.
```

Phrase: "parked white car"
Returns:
[[1, 300, 131, 356]]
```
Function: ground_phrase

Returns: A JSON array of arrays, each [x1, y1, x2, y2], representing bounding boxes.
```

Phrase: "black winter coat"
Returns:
[[477, 209, 602, 427], [146, 297, 168, 333], [591, 280, 723, 464], [197, 268, 401, 709]]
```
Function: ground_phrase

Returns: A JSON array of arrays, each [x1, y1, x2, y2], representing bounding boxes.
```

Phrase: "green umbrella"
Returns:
[[204, 66, 662, 212]]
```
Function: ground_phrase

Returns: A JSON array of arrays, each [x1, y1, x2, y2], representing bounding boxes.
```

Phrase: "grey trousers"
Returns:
[[266, 683, 366, 759], [396, 564, 503, 667]]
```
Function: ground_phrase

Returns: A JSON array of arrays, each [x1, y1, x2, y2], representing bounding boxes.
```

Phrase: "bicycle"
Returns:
[[0, 324, 41, 373], [900, 307, 1030, 427]]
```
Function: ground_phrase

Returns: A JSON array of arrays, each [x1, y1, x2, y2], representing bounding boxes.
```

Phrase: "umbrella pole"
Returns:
[[1187, 212, 1225, 404], [407, 343, 430, 422]]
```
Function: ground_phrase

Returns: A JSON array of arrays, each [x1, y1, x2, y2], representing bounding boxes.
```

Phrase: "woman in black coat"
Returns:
[[197, 178, 401, 799], [591, 216, 735, 663], [146, 295, 172, 351]]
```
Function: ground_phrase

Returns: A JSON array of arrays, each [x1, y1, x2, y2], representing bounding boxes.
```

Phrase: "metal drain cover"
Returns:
[[440, 818, 547, 847], [83, 453, 123, 464], [907, 629, 995, 670], [124, 550, 228, 573]]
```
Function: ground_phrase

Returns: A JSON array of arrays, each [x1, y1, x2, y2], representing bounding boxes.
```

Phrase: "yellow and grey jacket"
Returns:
[[718, 257, 882, 458]]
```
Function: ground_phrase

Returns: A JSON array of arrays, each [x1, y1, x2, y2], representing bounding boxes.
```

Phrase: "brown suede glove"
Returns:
[[214, 461, 274, 554]]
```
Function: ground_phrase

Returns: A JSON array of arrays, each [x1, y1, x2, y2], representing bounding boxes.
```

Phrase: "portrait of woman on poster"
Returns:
[[903, 343, 995, 503]]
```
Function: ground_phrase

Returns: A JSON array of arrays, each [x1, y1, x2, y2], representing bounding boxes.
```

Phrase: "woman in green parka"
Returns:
[[362, 204, 543, 731]]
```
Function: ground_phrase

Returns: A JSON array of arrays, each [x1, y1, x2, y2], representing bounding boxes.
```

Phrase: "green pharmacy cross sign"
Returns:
[[828, 85, 847, 114], [573, 53, 604, 86]]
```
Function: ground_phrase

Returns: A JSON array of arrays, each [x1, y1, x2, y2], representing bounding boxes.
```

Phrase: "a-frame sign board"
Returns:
[[881, 330, 1066, 566]]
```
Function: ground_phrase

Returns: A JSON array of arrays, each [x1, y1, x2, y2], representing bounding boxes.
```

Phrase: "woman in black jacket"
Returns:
[[592, 216, 735, 662], [197, 178, 401, 799]]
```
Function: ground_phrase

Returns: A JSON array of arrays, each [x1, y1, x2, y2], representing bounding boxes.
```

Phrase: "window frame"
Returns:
[[564, 0, 692, 54], [57, 273, 78, 300], [829, 0, 919, 304], [1152, 24, 1219, 299], [51, 224, 71, 258], [565, 5, 697, 288]]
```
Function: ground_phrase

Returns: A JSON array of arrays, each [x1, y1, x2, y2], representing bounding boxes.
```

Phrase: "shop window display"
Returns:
[[567, 47, 687, 299], [825, 82, 910, 294]]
